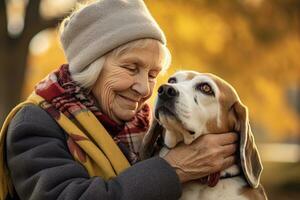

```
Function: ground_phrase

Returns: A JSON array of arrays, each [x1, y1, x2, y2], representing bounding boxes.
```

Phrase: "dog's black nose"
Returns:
[[158, 84, 179, 100]]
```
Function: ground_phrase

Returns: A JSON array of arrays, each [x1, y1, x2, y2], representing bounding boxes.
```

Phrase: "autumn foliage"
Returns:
[[23, 0, 300, 142]]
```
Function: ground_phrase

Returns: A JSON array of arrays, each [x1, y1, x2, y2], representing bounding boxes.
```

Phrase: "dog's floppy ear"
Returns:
[[231, 101, 263, 188], [139, 118, 165, 160]]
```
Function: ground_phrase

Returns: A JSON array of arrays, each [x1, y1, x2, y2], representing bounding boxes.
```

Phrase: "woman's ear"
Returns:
[[231, 101, 263, 188], [139, 117, 165, 160]]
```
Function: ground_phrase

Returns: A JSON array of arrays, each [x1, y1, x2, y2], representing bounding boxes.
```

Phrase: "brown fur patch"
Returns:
[[205, 116, 230, 134], [239, 185, 268, 200], [203, 73, 240, 134], [185, 72, 197, 81]]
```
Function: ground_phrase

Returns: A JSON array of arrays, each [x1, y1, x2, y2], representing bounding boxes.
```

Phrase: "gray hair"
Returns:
[[71, 38, 171, 89]]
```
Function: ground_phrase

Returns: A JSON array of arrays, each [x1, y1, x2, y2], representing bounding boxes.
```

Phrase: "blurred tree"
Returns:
[[3, 0, 300, 141], [145, 0, 300, 140], [0, 0, 70, 124]]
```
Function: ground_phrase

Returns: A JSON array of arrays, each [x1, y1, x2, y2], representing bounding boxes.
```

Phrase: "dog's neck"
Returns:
[[220, 165, 241, 179], [159, 127, 242, 182], [159, 145, 241, 181]]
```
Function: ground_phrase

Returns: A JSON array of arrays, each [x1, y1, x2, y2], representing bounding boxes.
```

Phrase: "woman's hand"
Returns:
[[162, 132, 238, 183]]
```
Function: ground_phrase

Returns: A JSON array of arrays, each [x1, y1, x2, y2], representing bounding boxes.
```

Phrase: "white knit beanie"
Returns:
[[60, 0, 166, 74]]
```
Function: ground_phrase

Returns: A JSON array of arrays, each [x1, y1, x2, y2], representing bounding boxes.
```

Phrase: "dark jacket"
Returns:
[[5, 104, 182, 200]]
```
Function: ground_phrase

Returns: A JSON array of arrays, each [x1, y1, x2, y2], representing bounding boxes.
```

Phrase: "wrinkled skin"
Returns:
[[92, 39, 237, 184], [163, 132, 238, 183], [92, 39, 164, 124]]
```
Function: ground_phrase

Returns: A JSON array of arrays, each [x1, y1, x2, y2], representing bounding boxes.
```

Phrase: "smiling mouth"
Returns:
[[118, 94, 139, 103]]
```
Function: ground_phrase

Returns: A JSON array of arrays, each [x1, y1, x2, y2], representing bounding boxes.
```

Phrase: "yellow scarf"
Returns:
[[0, 92, 130, 200]]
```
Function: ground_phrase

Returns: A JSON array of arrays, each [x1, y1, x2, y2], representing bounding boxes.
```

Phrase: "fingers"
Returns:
[[222, 143, 238, 158], [217, 132, 238, 145], [222, 155, 238, 170]]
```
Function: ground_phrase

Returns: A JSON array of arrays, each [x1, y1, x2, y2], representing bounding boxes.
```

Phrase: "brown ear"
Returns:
[[139, 118, 165, 160], [231, 101, 263, 188]]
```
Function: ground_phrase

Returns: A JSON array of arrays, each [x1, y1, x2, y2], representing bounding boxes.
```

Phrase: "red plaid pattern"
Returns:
[[35, 64, 151, 164]]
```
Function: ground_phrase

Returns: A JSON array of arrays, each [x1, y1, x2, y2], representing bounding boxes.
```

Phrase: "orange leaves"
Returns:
[[23, 0, 299, 142]]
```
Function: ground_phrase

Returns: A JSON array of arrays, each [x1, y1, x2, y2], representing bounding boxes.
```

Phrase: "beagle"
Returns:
[[140, 71, 268, 200]]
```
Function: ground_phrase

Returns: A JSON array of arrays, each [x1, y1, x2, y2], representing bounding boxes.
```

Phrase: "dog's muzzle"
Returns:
[[155, 84, 179, 119], [157, 84, 179, 100]]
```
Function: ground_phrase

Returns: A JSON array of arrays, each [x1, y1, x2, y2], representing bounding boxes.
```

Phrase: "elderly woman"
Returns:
[[0, 0, 237, 200]]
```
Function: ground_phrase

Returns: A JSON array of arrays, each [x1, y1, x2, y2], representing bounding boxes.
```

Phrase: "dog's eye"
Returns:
[[196, 83, 214, 96], [168, 77, 177, 84]]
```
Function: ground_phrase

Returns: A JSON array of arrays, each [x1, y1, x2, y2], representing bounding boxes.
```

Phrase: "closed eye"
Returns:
[[122, 64, 138, 73], [149, 72, 158, 80]]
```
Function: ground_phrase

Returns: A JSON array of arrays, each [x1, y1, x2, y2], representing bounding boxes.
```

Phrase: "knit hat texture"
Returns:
[[60, 0, 166, 73]]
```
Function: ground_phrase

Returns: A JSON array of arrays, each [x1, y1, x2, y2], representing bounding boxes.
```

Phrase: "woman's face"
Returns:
[[92, 40, 165, 124]]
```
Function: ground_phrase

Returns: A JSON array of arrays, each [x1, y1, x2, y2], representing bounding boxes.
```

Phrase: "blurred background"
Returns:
[[0, 0, 299, 199]]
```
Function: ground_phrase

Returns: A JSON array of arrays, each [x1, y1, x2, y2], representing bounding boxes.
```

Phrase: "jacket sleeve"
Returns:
[[5, 105, 182, 200]]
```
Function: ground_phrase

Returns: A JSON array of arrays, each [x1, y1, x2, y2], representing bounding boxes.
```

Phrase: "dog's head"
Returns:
[[140, 71, 263, 188]]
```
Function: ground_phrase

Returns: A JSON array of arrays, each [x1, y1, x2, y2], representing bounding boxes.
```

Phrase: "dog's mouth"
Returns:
[[155, 106, 177, 120], [155, 106, 195, 136], [156, 106, 220, 187]]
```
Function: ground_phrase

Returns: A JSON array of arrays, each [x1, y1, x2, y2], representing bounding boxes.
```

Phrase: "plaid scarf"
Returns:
[[0, 64, 153, 199], [36, 64, 151, 164]]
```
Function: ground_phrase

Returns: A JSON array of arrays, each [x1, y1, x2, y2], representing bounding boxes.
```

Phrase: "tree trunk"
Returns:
[[0, 0, 67, 124], [0, 36, 29, 124]]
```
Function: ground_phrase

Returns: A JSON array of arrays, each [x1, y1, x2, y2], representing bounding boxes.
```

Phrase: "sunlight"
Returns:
[[29, 30, 52, 55], [6, 0, 27, 37], [40, 0, 76, 19], [5, 0, 75, 36], [242, 0, 264, 7], [259, 143, 300, 163]]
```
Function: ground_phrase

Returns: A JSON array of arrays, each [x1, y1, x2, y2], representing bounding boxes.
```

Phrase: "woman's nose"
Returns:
[[131, 74, 150, 97]]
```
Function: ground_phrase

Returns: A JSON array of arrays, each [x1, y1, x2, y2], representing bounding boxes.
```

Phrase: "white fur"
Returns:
[[157, 71, 261, 200], [221, 165, 241, 177], [161, 71, 222, 146], [158, 148, 246, 200], [180, 177, 248, 200]]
